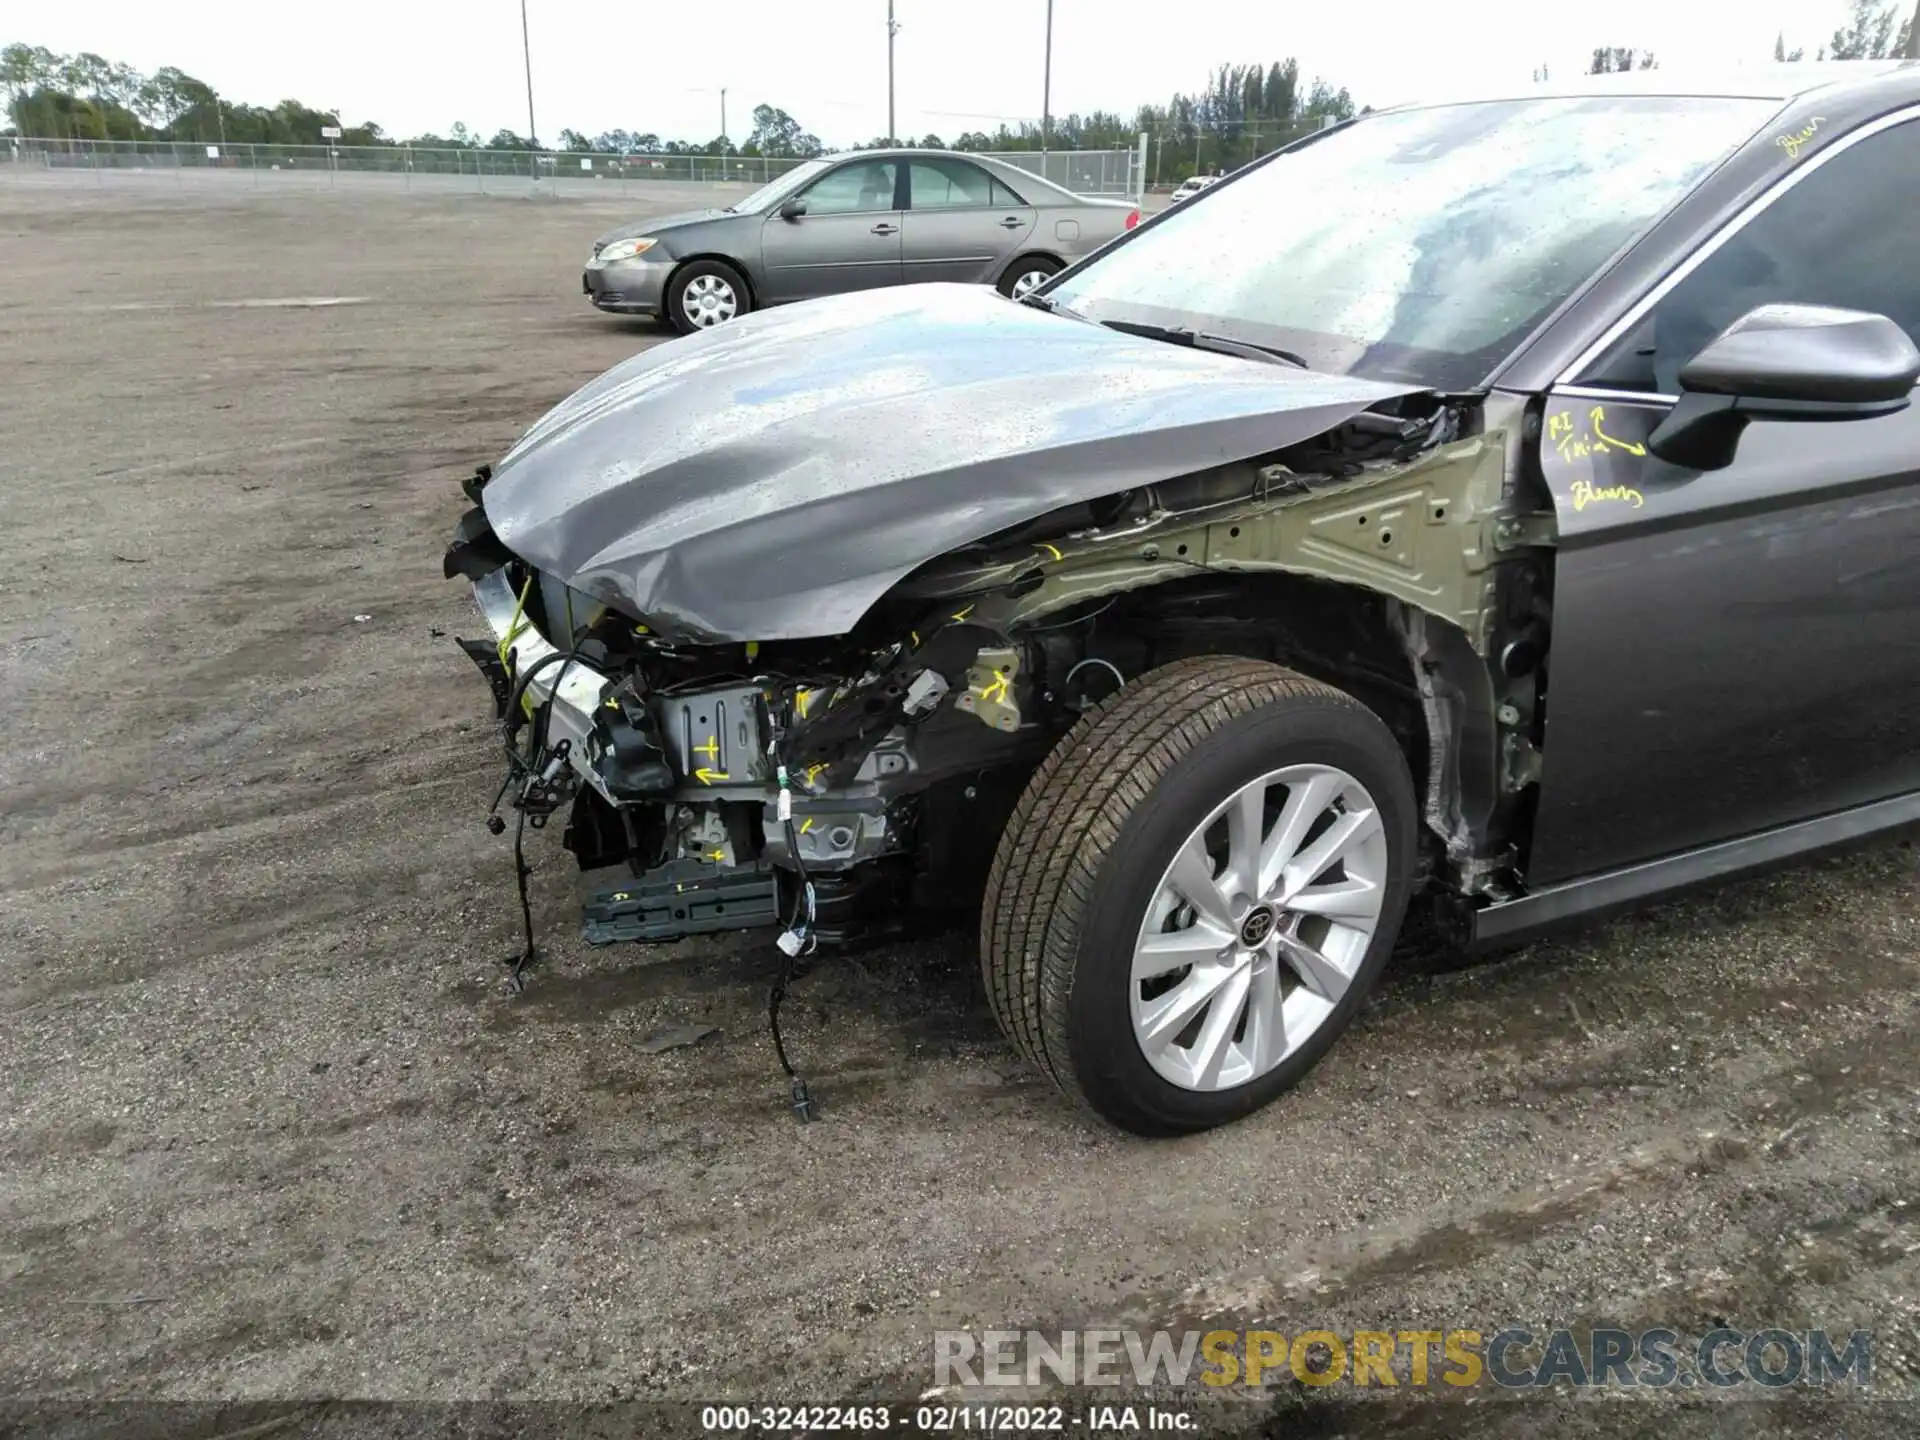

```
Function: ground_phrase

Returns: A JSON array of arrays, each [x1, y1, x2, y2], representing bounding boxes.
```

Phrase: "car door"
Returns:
[[900, 158, 1036, 285], [759, 157, 903, 301], [1524, 110, 1920, 885]]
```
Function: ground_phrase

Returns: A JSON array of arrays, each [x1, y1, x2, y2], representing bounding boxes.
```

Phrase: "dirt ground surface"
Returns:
[[3, 174, 1919, 1437]]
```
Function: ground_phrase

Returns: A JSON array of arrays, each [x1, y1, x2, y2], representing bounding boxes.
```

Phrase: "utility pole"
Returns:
[[886, 2, 900, 143], [1041, 0, 1054, 163], [520, 0, 539, 181]]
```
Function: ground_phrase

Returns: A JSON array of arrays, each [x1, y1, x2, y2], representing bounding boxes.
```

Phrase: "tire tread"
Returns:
[[981, 656, 1371, 1117]]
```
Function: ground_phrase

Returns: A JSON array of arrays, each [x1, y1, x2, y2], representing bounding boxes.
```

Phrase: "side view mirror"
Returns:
[[779, 198, 807, 220], [1648, 303, 1920, 469]]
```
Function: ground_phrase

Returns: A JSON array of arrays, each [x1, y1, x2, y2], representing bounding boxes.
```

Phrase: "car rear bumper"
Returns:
[[582, 256, 670, 315]]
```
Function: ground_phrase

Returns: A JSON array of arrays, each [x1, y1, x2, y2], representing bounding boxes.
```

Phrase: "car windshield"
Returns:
[[731, 159, 831, 212], [1049, 96, 1776, 390]]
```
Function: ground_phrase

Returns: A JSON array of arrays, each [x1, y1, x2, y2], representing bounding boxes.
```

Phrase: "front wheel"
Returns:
[[997, 255, 1061, 300], [981, 656, 1416, 1135], [666, 258, 751, 333]]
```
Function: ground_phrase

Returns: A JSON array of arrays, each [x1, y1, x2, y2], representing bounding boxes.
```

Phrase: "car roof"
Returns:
[[1394, 58, 1916, 108], [836, 146, 1089, 200]]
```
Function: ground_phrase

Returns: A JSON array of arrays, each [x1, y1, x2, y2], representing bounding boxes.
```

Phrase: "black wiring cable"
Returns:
[[770, 812, 816, 1119], [505, 804, 537, 991], [490, 638, 595, 990]]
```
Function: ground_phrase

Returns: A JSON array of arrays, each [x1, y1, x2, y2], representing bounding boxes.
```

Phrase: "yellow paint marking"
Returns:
[[1570, 479, 1645, 511], [950, 603, 974, 623], [497, 575, 533, 668], [800, 817, 815, 834], [693, 767, 730, 785], [694, 736, 720, 760], [1037, 542, 1063, 561], [1775, 117, 1825, 161], [1589, 406, 1646, 457]]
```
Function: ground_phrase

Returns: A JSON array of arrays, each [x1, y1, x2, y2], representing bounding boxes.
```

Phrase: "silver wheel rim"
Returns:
[[1129, 764, 1388, 1093], [682, 273, 738, 327], [1010, 267, 1050, 299]]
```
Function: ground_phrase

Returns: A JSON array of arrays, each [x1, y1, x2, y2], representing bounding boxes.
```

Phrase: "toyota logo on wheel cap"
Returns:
[[1238, 907, 1277, 947]]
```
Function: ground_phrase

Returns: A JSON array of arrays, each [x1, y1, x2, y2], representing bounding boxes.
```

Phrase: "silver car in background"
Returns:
[[583, 148, 1142, 331]]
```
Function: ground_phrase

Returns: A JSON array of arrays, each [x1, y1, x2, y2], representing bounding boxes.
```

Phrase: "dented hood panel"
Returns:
[[482, 283, 1421, 640]]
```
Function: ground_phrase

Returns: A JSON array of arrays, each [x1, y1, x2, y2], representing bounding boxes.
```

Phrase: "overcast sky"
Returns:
[[15, 0, 1886, 146]]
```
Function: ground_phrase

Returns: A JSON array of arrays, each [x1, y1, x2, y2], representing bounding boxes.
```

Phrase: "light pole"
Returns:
[[887, 2, 900, 143], [1041, 0, 1054, 165], [519, 0, 539, 181]]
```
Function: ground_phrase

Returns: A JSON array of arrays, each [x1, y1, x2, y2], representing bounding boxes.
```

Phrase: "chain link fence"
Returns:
[[3, 136, 1143, 197], [1, 136, 811, 191], [990, 149, 1140, 196]]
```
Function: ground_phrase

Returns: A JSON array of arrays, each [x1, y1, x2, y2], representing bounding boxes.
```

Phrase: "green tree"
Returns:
[[1828, 0, 1911, 57], [1588, 48, 1658, 73]]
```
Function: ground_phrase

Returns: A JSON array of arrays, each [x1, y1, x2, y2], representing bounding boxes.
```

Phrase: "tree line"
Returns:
[[8, 4, 1915, 172], [0, 41, 1357, 179]]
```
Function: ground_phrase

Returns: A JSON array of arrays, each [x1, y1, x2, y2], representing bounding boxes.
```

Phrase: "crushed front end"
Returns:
[[445, 470, 1052, 958]]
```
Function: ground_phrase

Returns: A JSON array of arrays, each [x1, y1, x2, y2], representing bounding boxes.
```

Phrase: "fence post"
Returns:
[[405, 144, 412, 191]]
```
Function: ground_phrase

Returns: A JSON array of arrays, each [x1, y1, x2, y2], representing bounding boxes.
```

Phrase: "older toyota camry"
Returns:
[[452, 63, 1920, 1134], [582, 148, 1140, 330]]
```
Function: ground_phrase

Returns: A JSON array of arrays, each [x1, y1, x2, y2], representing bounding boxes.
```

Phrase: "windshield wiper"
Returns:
[[1100, 319, 1308, 369]]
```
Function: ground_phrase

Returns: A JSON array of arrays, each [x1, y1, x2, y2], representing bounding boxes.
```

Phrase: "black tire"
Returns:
[[980, 656, 1416, 1135], [666, 258, 752, 334], [996, 255, 1061, 298]]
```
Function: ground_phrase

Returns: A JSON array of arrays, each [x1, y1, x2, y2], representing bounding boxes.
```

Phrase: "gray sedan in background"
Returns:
[[583, 148, 1142, 331]]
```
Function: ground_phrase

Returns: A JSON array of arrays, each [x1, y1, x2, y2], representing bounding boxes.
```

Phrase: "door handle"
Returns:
[[871, 223, 899, 235], [998, 216, 1024, 229]]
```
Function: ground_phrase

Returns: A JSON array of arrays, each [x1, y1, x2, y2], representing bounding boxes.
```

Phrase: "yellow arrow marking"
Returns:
[[950, 603, 974, 623], [693, 767, 730, 785], [1589, 405, 1647, 456]]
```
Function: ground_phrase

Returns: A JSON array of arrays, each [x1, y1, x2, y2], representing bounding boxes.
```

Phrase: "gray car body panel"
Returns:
[[482, 283, 1421, 641]]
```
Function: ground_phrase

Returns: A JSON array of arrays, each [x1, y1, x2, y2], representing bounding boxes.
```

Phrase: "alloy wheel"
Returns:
[[1129, 764, 1388, 1092]]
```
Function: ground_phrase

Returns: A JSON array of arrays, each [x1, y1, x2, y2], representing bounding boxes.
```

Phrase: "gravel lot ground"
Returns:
[[3, 174, 1918, 1437]]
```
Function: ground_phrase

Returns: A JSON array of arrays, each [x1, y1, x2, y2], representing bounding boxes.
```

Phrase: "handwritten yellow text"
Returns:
[[1775, 117, 1825, 161], [1546, 405, 1648, 463], [1569, 479, 1645, 511]]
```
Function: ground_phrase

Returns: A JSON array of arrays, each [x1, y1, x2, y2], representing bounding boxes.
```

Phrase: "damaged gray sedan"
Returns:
[[449, 65, 1920, 1134]]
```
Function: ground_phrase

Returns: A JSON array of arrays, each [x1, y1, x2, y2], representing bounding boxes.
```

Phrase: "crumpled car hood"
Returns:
[[482, 283, 1421, 641]]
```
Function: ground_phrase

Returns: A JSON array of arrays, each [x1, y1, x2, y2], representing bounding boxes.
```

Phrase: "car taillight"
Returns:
[[1125, 208, 1141, 230]]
